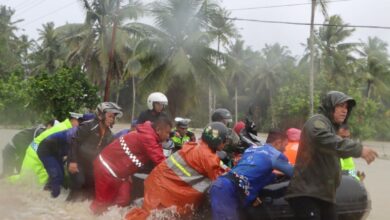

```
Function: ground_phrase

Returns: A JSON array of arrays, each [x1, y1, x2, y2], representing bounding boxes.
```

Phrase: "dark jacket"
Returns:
[[285, 91, 362, 203], [68, 119, 113, 170], [137, 109, 168, 124], [37, 127, 77, 161]]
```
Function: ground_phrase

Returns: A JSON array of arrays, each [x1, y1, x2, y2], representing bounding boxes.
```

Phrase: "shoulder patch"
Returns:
[[313, 120, 327, 129]]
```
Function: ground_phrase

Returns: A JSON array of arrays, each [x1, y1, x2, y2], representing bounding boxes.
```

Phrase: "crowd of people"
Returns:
[[1, 90, 379, 220]]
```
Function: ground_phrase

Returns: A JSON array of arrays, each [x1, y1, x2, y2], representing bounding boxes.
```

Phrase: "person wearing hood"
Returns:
[[285, 91, 378, 220], [67, 102, 122, 202], [90, 116, 172, 215]]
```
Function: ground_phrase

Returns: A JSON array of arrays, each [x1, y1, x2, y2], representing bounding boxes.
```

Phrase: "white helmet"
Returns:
[[147, 92, 168, 110]]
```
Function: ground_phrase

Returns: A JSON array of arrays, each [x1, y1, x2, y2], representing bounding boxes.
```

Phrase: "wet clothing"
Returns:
[[210, 144, 293, 220], [284, 141, 299, 165], [288, 196, 337, 220], [37, 127, 77, 197], [340, 157, 359, 180], [67, 118, 113, 201], [284, 128, 301, 165], [286, 92, 363, 208], [125, 141, 222, 220], [170, 130, 196, 150], [136, 109, 168, 124], [1, 125, 45, 177], [8, 119, 73, 185], [90, 121, 165, 214]]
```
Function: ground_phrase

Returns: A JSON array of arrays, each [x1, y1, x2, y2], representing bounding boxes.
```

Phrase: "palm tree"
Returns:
[[0, 6, 24, 75], [309, 0, 327, 115], [65, 0, 144, 100], [316, 15, 357, 88], [251, 43, 295, 127], [34, 22, 65, 74], [132, 0, 226, 119], [225, 39, 257, 122], [356, 37, 390, 101], [207, 7, 237, 119]]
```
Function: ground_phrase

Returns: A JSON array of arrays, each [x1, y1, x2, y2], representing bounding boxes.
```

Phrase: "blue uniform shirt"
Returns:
[[230, 143, 294, 205]]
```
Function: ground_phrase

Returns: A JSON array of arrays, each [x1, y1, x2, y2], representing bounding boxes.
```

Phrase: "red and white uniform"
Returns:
[[90, 121, 165, 214]]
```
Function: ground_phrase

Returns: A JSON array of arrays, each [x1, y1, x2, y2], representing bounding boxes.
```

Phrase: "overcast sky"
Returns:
[[3, 0, 390, 57]]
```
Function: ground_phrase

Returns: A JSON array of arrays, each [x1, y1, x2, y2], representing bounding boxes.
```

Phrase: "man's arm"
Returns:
[[273, 154, 294, 177], [308, 117, 363, 158]]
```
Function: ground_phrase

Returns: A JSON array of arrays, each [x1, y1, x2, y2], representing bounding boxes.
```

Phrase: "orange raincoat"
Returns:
[[125, 140, 222, 220], [284, 128, 301, 165]]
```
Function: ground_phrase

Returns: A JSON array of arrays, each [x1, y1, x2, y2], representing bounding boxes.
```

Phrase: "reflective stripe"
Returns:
[[119, 136, 143, 168], [166, 152, 212, 193], [169, 155, 191, 177], [31, 141, 39, 152], [99, 154, 126, 181]]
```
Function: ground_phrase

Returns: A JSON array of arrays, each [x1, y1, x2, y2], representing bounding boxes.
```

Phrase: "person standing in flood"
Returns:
[[66, 102, 122, 201], [285, 91, 378, 220]]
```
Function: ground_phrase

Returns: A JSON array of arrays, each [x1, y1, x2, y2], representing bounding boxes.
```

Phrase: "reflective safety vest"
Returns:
[[166, 151, 212, 193], [340, 157, 359, 180], [8, 119, 73, 185], [171, 134, 191, 149]]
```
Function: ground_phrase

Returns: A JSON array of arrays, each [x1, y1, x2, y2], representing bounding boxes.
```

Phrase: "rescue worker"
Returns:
[[286, 91, 378, 220], [89, 116, 172, 214], [209, 129, 294, 220], [8, 113, 83, 185], [284, 128, 301, 165], [212, 108, 240, 165], [125, 122, 229, 220], [37, 114, 95, 197], [338, 124, 364, 181], [170, 117, 196, 152], [137, 92, 169, 124], [233, 121, 245, 135], [0, 120, 57, 178], [67, 102, 122, 202]]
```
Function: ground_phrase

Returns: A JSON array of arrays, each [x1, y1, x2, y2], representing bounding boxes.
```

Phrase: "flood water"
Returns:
[[1, 127, 390, 219]]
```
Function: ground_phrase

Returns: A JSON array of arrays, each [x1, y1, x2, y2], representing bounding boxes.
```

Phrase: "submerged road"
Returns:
[[0, 127, 389, 219]]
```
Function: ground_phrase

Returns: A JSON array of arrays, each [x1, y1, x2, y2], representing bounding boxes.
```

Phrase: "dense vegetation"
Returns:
[[0, 0, 389, 140]]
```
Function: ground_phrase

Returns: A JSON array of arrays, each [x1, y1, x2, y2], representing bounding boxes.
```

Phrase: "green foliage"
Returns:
[[0, 71, 32, 124], [27, 67, 100, 121]]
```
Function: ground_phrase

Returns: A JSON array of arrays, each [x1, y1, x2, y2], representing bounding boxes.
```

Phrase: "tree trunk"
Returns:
[[309, 0, 317, 116], [103, 0, 120, 101], [115, 79, 120, 104], [209, 85, 212, 122], [366, 80, 372, 99], [131, 76, 136, 122], [234, 86, 238, 123]]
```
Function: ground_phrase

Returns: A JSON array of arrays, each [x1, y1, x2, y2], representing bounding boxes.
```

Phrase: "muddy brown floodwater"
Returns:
[[0, 126, 389, 219]]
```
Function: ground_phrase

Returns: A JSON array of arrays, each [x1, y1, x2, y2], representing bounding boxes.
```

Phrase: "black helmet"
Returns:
[[211, 108, 233, 126], [201, 122, 228, 152]]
